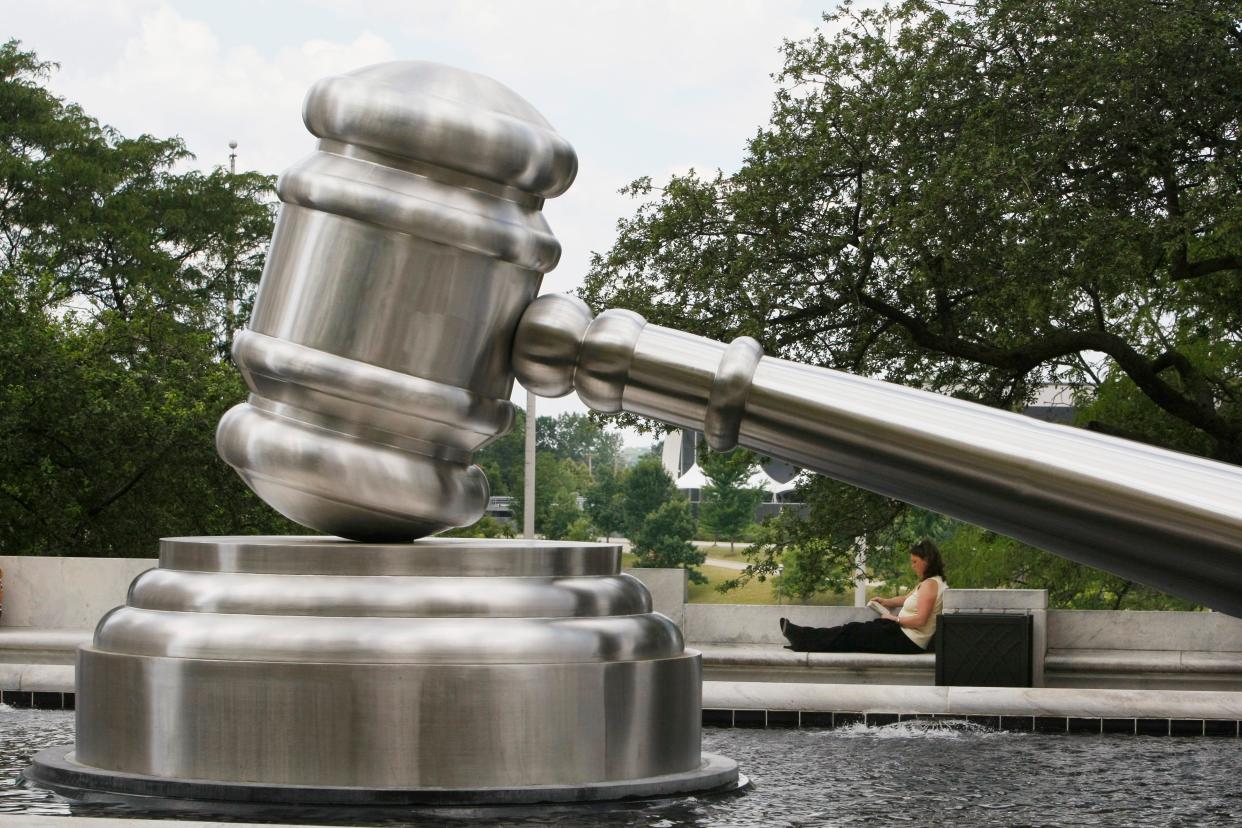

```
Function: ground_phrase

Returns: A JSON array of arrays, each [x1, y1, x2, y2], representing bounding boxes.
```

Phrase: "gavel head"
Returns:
[[215, 62, 577, 541]]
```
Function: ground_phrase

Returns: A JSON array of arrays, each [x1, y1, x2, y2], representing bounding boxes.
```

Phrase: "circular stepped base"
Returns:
[[27, 747, 743, 807], [28, 536, 739, 803]]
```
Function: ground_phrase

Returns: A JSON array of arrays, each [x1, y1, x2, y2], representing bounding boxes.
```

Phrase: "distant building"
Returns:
[[660, 429, 702, 480], [1023, 384, 1078, 424], [485, 496, 515, 524]]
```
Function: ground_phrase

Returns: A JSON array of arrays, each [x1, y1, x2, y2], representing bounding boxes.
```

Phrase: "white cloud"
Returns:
[[32, 4, 396, 173]]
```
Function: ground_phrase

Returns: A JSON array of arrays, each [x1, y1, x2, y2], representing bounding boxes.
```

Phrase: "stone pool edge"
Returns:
[[702, 680, 1242, 735]]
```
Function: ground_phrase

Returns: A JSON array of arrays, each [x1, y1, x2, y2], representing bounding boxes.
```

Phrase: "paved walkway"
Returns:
[[704, 557, 748, 571], [691, 540, 751, 550]]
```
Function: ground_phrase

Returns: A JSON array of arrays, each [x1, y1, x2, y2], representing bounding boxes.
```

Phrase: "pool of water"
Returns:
[[2, 706, 1239, 826]]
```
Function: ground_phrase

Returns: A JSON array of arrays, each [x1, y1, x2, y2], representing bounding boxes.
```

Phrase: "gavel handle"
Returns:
[[513, 293, 1242, 616]]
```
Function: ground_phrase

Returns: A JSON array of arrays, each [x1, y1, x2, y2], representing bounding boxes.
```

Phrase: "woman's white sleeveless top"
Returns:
[[898, 576, 946, 649]]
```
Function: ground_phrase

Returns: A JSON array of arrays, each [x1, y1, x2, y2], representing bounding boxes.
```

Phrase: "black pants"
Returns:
[[782, 618, 923, 654]]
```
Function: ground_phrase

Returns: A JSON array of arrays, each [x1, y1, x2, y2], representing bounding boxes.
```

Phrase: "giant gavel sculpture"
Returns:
[[214, 61, 1242, 617], [28, 60, 1242, 808]]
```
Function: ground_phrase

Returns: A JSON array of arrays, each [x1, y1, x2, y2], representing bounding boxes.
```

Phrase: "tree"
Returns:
[[562, 516, 599, 543], [510, 452, 592, 539], [631, 499, 706, 584], [939, 524, 1197, 610], [621, 456, 677, 539], [536, 412, 622, 474], [0, 42, 294, 556], [581, 1, 1241, 604], [583, 464, 626, 541], [696, 446, 761, 552]]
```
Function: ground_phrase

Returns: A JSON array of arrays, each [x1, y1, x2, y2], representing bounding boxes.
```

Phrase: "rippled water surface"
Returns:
[[2, 706, 1239, 826]]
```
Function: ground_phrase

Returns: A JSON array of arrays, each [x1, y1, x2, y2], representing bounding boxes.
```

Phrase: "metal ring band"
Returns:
[[127, 569, 652, 618], [94, 607, 685, 664], [704, 336, 763, 452], [278, 153, 561, 271], [316, 139, 543, 209], [158, 536, 623, 577], [233, 329, 514, 445]]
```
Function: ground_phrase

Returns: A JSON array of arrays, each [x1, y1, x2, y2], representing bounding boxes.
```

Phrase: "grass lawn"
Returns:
[[624, 549, 853, 606], [698, 544, 748, 561], [686, 564, 855, 606]]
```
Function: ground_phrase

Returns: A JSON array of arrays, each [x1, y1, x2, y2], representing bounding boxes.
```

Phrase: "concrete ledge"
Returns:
[[0, 628, 93, 664], [697, 644, 810, 668], [697, 643, 936, 686], [807, 651, 934, 670], [944, 589, 1047, 611], [0, 663, 75, 693], [703, 680, 1242, 720], [1047, 648, 1242, 674], [0, 629, 86, 694], [697, 645, 935, 671]]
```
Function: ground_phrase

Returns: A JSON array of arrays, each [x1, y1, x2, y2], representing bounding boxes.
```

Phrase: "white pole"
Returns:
[[523, 387, 536, 539], [854, 539, 867, 607]]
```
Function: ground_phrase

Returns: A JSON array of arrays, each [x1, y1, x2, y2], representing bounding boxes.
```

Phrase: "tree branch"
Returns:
[[854, 287, 1238, 445]]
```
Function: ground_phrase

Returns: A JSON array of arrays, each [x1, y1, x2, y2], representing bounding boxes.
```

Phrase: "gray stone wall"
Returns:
[[0, 556, 153, 629]]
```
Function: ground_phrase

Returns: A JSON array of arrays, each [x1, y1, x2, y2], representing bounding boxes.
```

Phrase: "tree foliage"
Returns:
[[630, 499, 706, 584], [509, 451, 592, 539], [696, 446, 761, 551], [583, 464, 625, 541], [621, 456, 677, 539], [581, 1, 1241, 605], [537, 412, 622, 473], [940, 524, 1198, 610], [0, 42, 294, 555]]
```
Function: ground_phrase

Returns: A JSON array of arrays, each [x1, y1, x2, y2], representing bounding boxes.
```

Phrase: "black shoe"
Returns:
[[780, 617, 808, 651]]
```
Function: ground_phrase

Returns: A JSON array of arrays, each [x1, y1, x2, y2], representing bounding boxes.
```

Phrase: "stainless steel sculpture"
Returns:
[[45, 536, 728, 801], [215, 61, 576, 541], [29, 54, 1242, 810], [29, 61, 736, 808], [513, 294, 1242, 617]]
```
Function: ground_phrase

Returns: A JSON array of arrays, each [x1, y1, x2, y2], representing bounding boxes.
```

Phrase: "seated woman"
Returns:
[[780, 539, 947, 654]]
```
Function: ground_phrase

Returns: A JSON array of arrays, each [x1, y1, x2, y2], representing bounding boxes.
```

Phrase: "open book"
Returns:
[[866, 599, 895, 618]]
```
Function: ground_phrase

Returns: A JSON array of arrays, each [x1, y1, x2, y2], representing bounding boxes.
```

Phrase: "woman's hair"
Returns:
[[911, 538, 946, 581]]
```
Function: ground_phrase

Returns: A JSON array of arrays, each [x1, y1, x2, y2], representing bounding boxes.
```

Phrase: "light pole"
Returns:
[[523, 388, 536, 539], [226, 140, 238, 335]]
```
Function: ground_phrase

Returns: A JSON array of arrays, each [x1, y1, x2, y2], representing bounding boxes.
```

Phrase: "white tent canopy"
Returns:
[[747, 468, 798, 495], [674, 464, 797, 495], [675, 464, 708, 490]]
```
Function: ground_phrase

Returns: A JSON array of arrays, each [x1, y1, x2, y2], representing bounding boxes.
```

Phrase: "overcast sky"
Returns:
[[7, 0, 836, 443]]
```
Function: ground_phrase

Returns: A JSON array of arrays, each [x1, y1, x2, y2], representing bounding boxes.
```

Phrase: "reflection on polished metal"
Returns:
[[34, 63, 740, 809], [40, 536, 735, 802], [215, 61, 577, 541], [514, 293, 1242, 617]]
